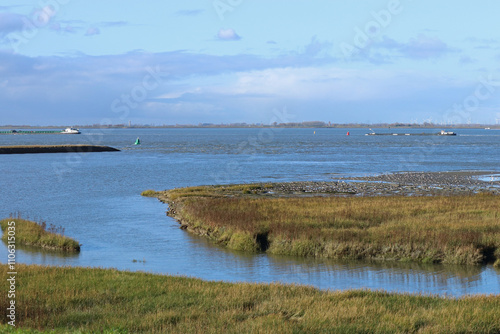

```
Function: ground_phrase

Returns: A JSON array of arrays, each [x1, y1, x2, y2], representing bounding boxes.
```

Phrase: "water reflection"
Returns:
[[263, 254, 499, 296], [1, 239, 80, 266]]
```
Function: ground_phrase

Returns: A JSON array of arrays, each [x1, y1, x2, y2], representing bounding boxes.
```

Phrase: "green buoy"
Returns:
[[134, 137, 141, 145]]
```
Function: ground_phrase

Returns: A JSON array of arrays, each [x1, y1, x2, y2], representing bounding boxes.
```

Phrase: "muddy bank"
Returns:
[[0, 145, 120, 154], [251, 171, 500, 197], [332, 171, 500, 196], [159, 171, 500, 198]]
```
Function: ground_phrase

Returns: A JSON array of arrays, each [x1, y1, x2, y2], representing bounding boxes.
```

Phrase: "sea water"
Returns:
[[1, 128, 499, 296]]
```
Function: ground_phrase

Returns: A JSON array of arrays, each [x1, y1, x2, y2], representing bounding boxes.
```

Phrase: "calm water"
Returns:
[[1, 128, 500, 297]]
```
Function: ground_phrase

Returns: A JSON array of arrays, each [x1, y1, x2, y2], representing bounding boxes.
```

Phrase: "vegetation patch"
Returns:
[[1, 217, 80, 252], [141, 189, 159, 197], [1, 264, 500, 333], [150, 185, 500, 265]]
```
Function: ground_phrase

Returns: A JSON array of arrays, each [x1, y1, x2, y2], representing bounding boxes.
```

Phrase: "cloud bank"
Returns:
[[0, 45, 494, 126]]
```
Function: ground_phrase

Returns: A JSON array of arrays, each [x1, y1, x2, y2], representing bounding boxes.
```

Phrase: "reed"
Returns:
[[0, 217, 80, 252], [1, 264, 499, 333], [155, 186, 500, 265]]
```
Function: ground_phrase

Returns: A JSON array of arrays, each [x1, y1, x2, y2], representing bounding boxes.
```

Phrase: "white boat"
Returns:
[[61, 127, 81, 134], [439, 130, 456, 136]]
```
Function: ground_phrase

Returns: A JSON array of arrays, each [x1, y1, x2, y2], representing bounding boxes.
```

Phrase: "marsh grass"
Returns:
[[0, 217, 80, 252], [157, 186, 500, 264], [162, 184, 274, 201], [1, 264, 499, 333], [141, 190, 159, 197]]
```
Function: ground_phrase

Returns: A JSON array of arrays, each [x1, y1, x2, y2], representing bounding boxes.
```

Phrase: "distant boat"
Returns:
[[439, 130, 456, 136], [134, 137, 141, 145], [61, 127, 80, 134]]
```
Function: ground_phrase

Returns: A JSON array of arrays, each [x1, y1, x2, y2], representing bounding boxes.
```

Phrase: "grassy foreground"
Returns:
[[1, 218, 80, 252], [149, 185, 500, 265], [1, 264, 500, 333]]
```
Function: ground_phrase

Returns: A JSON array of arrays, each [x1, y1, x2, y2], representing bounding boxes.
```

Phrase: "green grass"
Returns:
[[1, 264, 500, 333], [140, 189, 159, 197], [1, 218, 80, 252], [152, 185, 500, 265]]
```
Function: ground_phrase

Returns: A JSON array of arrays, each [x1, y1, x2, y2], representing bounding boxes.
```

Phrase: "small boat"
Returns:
[[61, 127, 81, 134], [438, 130, 456, 136]]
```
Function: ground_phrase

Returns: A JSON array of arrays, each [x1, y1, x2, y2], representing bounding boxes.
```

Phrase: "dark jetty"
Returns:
[[0, 145, 120, 154]]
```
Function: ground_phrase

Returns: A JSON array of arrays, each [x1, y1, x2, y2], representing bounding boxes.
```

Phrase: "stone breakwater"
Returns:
[[267, 171, 500, 197], [0, 145, 120, 154]]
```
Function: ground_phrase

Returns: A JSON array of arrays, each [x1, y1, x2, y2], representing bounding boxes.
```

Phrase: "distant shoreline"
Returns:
[[1, 124, 499, 130]]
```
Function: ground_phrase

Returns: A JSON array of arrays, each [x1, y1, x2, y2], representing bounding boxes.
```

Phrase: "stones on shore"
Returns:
[[259, 171, 500, 197], [343, 171, 495, 186]]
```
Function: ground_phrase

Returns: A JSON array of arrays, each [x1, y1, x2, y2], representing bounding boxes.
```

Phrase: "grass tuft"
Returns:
[[140, 190, 159, 197], [1, 217, 80, 252]]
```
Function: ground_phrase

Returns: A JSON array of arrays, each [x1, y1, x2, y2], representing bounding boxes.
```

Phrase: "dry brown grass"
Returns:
[[157, 187, 500, 264]]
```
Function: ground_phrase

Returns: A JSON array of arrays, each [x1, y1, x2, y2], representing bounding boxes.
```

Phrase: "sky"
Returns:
[[1, 0, 500, 126]]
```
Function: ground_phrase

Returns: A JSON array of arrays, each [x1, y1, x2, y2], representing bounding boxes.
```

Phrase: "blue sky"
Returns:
[[1, 0, 500, 125]]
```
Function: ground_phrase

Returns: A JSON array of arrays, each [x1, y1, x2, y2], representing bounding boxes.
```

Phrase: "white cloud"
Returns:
[[217, 28, 241, 41], [169, 67, 418, 102]]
